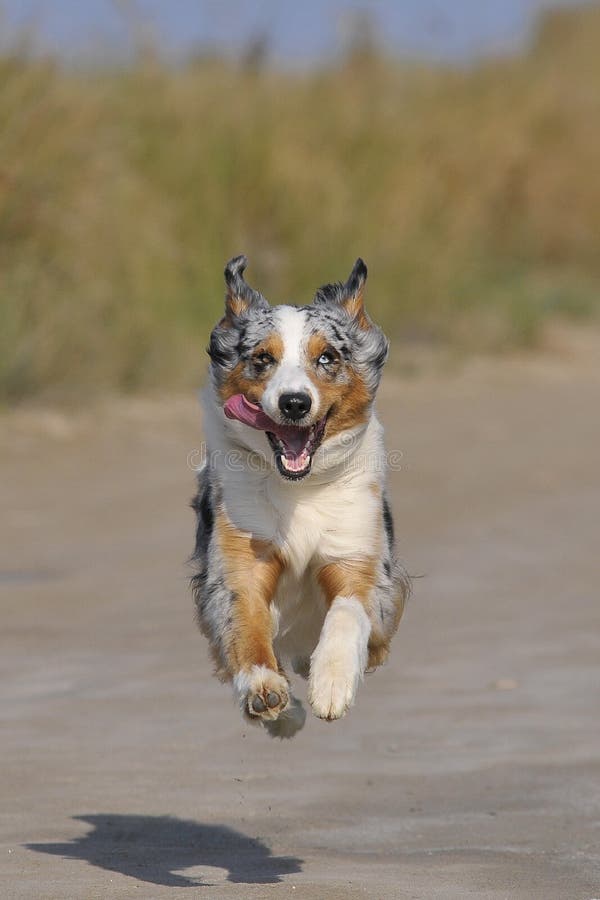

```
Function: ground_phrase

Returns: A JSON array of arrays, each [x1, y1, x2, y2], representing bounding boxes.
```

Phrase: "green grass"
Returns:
[[1, 5, 600, 403]]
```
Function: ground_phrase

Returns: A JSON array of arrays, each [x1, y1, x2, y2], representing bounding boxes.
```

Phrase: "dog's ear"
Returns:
[[223, 255, 269, 320], [313, 258, 369, 328], [342, 258, 368, 326]]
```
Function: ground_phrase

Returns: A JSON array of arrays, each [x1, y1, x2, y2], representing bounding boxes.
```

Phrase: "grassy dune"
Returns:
[[1, 6, 599, 402]]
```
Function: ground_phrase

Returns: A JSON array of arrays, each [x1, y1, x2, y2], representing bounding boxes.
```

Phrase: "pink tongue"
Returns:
[[224, 394, 276, 430], [223, 394, 310, 460]]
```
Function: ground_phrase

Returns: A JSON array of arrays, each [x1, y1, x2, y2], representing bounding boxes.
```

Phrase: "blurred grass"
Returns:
[[1, 5, 600, 403]]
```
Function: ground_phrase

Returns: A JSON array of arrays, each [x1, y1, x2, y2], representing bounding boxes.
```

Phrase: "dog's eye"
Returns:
[[317, 350, 336, 366], [254, 351, 275, 367]]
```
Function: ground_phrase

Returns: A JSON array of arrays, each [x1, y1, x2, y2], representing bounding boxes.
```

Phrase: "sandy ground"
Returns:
[[1, 337, 600, 899]]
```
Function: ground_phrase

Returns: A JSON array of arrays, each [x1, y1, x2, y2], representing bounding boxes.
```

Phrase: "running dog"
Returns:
[[191, 256, 408, 738]]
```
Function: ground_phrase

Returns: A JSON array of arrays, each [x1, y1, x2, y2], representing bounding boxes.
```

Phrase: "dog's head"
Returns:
[[208, 255, 388, 480]]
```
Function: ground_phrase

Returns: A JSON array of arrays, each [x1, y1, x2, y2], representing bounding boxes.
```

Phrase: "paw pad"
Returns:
[[242, 668, 290, 722]]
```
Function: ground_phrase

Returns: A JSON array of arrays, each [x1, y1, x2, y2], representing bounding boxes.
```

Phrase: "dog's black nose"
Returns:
[[278, 392, 312, 421]]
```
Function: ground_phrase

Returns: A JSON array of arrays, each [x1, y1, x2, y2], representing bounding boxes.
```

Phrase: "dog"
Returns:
[[191, 255, 408, 738]]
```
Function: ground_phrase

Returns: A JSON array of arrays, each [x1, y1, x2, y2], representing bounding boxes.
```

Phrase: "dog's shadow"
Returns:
[[26, 814, 302, 887]]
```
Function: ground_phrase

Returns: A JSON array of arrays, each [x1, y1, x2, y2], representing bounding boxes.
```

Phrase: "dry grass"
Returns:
[[1, 5, 599, 403]]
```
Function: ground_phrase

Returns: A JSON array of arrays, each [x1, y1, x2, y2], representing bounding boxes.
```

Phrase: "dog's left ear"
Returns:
[[314, 258, 369, 328]]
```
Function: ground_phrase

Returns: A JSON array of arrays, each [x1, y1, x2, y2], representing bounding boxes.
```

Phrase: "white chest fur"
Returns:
[[206, 405, 386, 574]]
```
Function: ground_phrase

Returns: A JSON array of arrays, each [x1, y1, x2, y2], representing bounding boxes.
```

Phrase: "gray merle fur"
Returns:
[[190, 474, 235, 677]]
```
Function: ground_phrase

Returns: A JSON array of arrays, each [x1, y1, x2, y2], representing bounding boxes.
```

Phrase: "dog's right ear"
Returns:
[[223, 255, 269, 321], [313, 258, 370, 329]]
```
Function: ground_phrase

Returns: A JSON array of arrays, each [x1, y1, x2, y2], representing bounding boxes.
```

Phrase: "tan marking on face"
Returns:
[[215, 509, 285, 674], [307, 332, 332, 362], [218, 332, 284, 406], [306, 331, 372, 440]]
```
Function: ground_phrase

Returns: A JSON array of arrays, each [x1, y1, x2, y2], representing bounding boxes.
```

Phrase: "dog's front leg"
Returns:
[[308, 559, 374, 721], [215, 512, 291, 723]]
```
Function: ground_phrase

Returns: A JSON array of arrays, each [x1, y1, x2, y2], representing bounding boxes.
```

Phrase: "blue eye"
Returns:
[[318, 351, 335, 366]]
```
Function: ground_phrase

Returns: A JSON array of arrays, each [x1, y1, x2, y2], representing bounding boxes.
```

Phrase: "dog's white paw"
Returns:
[[233, 665, 289, 722], [307, 596, 370, 721], [308, 660, 360, 721]]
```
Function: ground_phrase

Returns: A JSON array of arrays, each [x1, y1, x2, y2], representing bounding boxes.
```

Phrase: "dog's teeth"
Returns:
[[281, 452, 311, 473]]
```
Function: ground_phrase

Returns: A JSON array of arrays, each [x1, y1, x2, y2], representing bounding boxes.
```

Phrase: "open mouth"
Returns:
[[265, 418, 327, 479], [223, 394, 327, 480]]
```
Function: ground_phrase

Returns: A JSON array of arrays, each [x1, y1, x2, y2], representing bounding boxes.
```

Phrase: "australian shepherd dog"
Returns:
[[191, 256, 408, 738]]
